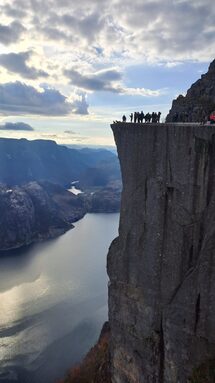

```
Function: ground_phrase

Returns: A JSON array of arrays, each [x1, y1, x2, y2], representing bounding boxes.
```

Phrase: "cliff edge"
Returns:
[[107, 123, 215, 382]]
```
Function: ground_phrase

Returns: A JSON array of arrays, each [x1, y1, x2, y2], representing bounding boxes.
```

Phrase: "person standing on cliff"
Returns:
[[130, 113, 133, 122], [122, 115, 126, 122], [152, 112, 157, 123], [140, 111, 144, 123], [157, 112, 161, 123]]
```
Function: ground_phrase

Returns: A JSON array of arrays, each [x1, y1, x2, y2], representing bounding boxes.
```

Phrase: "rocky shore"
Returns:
[[0, 181, 121, 252]]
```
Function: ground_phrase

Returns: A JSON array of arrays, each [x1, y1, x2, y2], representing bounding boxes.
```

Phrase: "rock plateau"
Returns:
[[108, 122, 215, 382]]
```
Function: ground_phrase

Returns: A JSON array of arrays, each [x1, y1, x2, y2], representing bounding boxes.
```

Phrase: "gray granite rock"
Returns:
[[107, 123, 215, 383], [166, 60, 215, 122], [0, 181, 86, 251]]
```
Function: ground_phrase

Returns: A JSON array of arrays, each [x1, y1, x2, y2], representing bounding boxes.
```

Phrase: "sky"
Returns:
[[0, 0, 214, 147]]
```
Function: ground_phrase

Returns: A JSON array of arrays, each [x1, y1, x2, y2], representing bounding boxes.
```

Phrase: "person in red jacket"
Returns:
[[209, 111, 215, 123]]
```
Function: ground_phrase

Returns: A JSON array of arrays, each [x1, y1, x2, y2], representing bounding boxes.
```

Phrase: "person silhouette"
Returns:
[[140, 111, 144, 123], [122, 115, 126, 122], [152, 112, 157, 123], [144, 113, 149, 123], [134, 112, 137, 123], [130, 113, 133, 122]]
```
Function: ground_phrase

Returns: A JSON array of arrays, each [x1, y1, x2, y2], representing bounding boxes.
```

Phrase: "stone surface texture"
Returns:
[[166, 60, 215, 122], [107, 122, 215, 383]]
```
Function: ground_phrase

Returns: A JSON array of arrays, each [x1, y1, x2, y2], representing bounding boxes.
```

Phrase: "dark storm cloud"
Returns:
[[64, 68, 122, 92], [0, 82, 88, 116], [0, 122, 34, 131], [0, 21, 25, 45], [0, 52, 48, 79]]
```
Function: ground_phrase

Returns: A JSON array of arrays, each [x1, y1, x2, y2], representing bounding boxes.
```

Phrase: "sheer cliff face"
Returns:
[[107, 123, 215, 383]]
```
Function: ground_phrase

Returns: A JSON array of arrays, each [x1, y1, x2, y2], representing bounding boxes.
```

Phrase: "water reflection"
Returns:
[[0, 213, 119, 383]]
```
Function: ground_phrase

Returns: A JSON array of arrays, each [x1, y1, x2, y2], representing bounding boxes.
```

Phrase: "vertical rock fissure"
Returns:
[[159, 318, 165, 383], [194, 293, 201, 334]]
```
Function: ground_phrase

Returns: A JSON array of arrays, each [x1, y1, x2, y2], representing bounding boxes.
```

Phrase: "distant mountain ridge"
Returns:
[[0, 138, 120, 187], [0, 139, 121, 251]]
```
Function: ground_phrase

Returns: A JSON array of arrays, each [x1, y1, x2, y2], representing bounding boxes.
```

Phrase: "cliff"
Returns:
[[107, 122, 215, 382], [0, 180, 121, 252], [60, 322, 111, 383], [166, 60, 215, 122], [0, 181, 86, 251]]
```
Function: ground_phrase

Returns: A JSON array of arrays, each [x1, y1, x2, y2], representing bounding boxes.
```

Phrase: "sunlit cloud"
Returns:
[[0, 0, 214, 145]]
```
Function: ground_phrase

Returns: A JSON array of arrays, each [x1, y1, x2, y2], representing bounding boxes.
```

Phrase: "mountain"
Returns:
[[107, 122, 215, 382], [0, 138, 120, 188], [0, 179, 121, 251], [166, 59, 215, 122], [0, 138, 121, 251], [0, 181, 86, 251]]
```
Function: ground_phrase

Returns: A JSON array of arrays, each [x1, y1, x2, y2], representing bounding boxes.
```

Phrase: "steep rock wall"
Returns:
[[107, 123, 215, 383], [166, 60, 215, 122]]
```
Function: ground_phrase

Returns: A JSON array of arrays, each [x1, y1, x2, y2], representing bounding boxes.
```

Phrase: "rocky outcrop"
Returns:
[[85, 182, 121, 213], [107, 122, 215, 382], [60, 322, 111, 383], [0, 181, 86, 251], [166, 60, 215, 122], [0, 179, 121, 252]]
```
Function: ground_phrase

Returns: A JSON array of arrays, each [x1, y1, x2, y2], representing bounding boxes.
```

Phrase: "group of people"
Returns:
[[120, 111, 161, 123]]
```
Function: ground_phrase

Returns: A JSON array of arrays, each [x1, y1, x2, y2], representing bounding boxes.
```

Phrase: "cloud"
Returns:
[[64, 67, 122, 92], [0, 82, 89, 116], [0, 0, 214, 124], [111, 0, 215, 60], [0, 51, 48, 79], [0, 21, 25, 45], [119, 87, 162, 97], [61, 12, 105, 43], [0, 122, 34, 131], [65, 67, 162, 96], [165, 61, 183, 68], [41, 26, 71, 42], [2, 3, 27, 18], [1, 1, 215, 63], [72, 94, 89, 115], [64, 130, 76, 134]]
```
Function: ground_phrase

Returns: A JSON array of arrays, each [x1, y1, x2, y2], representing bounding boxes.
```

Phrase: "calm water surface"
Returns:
[[0, 213, 119, 383]]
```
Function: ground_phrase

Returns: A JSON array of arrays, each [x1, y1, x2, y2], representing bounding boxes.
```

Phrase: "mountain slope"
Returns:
[[166, 59, 215, 122], [0, 138, 120, 187]]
